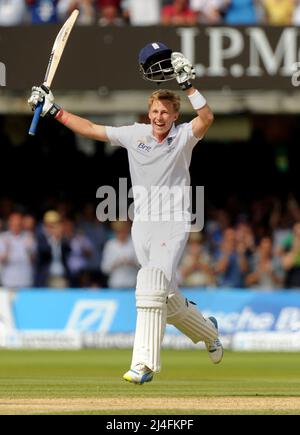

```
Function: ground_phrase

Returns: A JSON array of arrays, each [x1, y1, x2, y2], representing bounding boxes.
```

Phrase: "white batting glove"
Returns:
[[28, 86, 61, 117], [171, 52, 196, 90]]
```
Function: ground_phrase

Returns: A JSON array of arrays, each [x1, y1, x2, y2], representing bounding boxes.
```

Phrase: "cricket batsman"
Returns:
[[28, 42, 223, 384]]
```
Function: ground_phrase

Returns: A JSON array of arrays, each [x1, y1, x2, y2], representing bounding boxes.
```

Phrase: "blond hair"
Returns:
[[148, 89, 181, 113]]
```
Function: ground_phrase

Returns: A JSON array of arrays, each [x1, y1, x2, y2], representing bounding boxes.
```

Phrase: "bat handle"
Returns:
[[28, 100, 43, 136]]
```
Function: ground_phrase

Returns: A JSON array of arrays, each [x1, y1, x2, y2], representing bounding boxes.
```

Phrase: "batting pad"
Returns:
[[167, 289, 218, 343], [131, 267, 169, 372]]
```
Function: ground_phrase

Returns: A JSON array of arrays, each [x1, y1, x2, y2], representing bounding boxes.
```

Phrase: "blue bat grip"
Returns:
[[28, 100, 43, 136]]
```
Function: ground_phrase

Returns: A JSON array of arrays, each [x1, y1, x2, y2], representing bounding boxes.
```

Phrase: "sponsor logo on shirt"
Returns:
[[137, 141, 152, 153], [165, 136, 176, 153]]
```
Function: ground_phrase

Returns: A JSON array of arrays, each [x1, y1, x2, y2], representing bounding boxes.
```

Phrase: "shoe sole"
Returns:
[[207, 316, 224, 364], [123, 373, 153, 385], [210, 347, 224, 364], [123, 374, 140, 384]]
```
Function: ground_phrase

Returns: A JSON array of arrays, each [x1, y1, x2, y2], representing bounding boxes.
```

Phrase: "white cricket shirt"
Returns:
[[106, 122, 200, 222]]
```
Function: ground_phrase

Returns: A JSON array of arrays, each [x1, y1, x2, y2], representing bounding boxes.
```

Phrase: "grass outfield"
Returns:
[[0, 349, 299, 414]]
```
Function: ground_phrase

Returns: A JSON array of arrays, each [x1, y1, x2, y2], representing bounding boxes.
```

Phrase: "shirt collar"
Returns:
[[168, 123, 177, 138], [150, 123, 177, 142]]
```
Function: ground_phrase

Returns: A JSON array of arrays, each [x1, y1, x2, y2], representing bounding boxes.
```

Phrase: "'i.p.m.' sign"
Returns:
[[0, 62, 6, 86]]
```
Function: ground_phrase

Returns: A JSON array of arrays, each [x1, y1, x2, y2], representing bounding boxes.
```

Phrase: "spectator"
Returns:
[[26, 0, 59, 24], [98, 0, 121, 9], [190, 0, 229, 24], [269, 198, 293, 254], [97, 0, 125, 25], [161, 0, 198, 25], [57, 0, 95, 25], [224, 0, 258, 24], [63, 218, 93, 287], [34, 210, 71, 288], [0, 0, 26, 26], [235, 221, 256, 257], [245, 236, 283, 289], [101, 221, 139, 288], [0, 212, 35, 288], [22, 213, 36, 236], [214, 227, 249, 288], [205, 208, 231, 257], [78, 203, 108, 287], [179, 232, 215, 287], [281, 222, 300, 288], [121, 0, 161, 25], [259, 0, 295, 25]]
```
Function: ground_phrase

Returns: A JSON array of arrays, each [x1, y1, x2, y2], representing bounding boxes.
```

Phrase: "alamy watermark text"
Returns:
[[95, 178, 204, 232]]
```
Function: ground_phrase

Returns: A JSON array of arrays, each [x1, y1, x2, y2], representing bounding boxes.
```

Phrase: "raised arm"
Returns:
[[28, 86, 109, 142], [171, 52, 214, 139], [55, 110, 108, 141], [185, 86, 214, 139]]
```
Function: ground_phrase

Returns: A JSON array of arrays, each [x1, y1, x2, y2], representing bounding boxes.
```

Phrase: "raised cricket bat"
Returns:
[[28, 9, 79, 136]]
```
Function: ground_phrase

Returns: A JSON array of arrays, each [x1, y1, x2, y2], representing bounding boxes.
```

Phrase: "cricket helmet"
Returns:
[[139, 42, 176, 83]]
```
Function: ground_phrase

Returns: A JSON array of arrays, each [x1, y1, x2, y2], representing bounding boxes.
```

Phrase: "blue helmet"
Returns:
[[138, 42, 175, 82]]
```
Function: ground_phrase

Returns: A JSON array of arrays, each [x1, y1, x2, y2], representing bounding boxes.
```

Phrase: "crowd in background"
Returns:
[[0, 0, 300, 27], [1, 193, 300, 290]]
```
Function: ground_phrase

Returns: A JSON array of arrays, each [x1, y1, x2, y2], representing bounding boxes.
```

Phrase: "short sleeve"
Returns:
[[184, 121, 201, 149], [105, 125, 136, 149]]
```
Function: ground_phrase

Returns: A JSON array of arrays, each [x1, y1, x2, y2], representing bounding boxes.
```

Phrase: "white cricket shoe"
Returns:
[[205, 316, 224, 364], [123, 363, 154, 385]]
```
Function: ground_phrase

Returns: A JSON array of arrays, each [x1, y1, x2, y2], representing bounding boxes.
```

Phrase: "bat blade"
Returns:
[[44, 9, 79, 88], [28, 9, 79, 136]]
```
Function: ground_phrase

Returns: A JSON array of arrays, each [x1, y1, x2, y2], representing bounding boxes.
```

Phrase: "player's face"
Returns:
[[148, 99, 179, 141]]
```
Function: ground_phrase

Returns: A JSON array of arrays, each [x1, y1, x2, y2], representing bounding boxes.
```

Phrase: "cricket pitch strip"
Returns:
[[0, 397, 299, 414]]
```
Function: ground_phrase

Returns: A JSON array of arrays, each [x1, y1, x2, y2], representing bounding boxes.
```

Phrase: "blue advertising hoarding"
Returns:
[[1, 288, 299, 350], [12, 289, 300, 335]]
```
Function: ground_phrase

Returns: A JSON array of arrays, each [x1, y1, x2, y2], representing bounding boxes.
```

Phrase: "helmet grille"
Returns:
[[141, 58, 175, 82]]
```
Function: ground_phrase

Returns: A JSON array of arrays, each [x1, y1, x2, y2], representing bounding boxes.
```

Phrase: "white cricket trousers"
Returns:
[[131, 220, 189, 288], [130, 220, 218, 372], [130, 220, 188, 371]]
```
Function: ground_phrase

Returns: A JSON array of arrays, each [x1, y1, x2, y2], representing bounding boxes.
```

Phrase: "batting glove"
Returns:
[[171, 52, 196, 91], [28, 85, 61, 118]]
